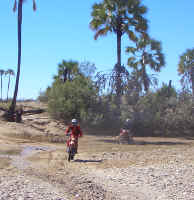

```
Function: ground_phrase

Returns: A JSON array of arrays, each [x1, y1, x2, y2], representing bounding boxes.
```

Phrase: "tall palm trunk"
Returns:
[[114, 23, 122, 114], [7, 74, 11, 102], [9, 1, 22, 116], [117, 30, 121, 67], [115, 18, 122, 97]]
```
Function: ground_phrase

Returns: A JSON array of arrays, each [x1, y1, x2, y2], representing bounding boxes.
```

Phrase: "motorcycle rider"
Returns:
[[123, 118, 132, 130], [118, 118, 134, 144], [65, 119, 83, 154]]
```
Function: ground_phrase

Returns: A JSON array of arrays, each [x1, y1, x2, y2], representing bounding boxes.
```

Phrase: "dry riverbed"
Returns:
[[0, 105, 194, 199]]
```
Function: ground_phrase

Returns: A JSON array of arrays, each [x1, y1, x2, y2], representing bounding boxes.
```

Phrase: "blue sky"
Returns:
[[0, 0, 194, 99]]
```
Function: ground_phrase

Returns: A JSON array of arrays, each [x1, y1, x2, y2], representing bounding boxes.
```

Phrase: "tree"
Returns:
[[6, 69, 15, 101], [80, 61, 97, 79], [54, 60, 80, 83], [126, 37, 165, 93], [0, 70, 5, 100], [90, 0, 148, 96], [8, 0, 36, 120], [48, 60, 98, 122], [178, 48, 194, 97]]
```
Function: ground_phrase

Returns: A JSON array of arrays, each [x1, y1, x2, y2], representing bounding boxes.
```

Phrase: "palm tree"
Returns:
[[178, 48, 194, 97], [90, 0, 148, 96], [6, 69, 15, 101], [54, 60, 80, 83], [0, 70, 5, 101], [9, 0, 36, 119], [126, 37, 165, 93]]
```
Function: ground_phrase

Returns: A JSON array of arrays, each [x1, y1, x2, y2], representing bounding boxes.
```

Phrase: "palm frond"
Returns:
[[94, 26, 110, 40], [127, 30, 138, 42], [126, 47, 137, 54]]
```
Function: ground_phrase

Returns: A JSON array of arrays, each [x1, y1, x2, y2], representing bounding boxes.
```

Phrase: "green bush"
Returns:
[[47, 77, 97, 122], [39, 59, 193, 137], [119, 84, 193, 137]]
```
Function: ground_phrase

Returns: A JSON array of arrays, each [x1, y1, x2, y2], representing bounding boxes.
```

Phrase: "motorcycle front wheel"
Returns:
[[68, 147, 75, 162], [68, 148, 72, 162]]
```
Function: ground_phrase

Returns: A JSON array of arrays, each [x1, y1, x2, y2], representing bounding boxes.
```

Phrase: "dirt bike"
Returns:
[[117, 128, 130, 144], [120, 128, 129, 136], [66, 136, 77, 162], [117, 128, 134, 144]]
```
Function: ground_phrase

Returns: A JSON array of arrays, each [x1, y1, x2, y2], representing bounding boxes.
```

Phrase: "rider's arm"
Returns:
[[78, 126, 83, 137], [65, 126, 71, 135]]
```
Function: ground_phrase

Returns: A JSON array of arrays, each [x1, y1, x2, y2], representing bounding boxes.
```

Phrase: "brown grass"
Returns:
[[26, 134, 194, 172], [0, 145, 21, 155], [0, 158, 11, 169], [22, 134, 194, 200], [1, 130, 192, 200]]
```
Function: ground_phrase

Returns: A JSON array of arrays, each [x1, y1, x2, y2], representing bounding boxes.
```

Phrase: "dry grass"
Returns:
[[0, 102, 11, 110], [0, 148, 21, 155], [1, 128, 192, 200], [0, 158, 11, 169], [78, 135, 192, 153], [22, 134, 194, 200], [26, 134, 194, 172], [0, 144, 21, 155]]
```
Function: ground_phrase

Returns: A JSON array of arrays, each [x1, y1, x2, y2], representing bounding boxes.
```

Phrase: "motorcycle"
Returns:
[[66, 136, 77, 162], [117, 128, 131, 144]]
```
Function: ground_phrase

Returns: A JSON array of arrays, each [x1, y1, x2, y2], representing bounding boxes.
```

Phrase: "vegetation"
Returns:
[[41, 61, 98, 122], [0, 70, 5, 100], [126, 36, 165, 93], [0, 69, 15, 102], [0, 1, 193, 138], [90, 0, 148, 97], [178, 48, 194, 97], [39, 59, 193, 137], [6, 69, 15, 101]]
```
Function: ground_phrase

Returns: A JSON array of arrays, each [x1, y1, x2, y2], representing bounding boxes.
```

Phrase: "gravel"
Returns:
[[82, 147, 194, 200], [0, 173, 67, 200], [1, 146, 194, 200]]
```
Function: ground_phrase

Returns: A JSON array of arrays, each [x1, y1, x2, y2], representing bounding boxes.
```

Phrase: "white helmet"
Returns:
[[72, 119, 78, 125], [126, 118, 130, 123]]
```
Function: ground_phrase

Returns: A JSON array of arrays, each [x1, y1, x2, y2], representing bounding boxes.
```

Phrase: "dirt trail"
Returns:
[[1, 102, 194, 199], [0, 106, 116, 199]]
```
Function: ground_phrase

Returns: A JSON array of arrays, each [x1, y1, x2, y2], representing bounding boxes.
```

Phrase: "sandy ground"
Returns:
[[0, 102, 194, 199]]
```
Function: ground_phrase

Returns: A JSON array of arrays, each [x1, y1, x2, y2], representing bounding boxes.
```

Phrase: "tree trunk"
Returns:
[[9, 0, 23, 120], [68, 71, 71, 81], [142, 65, 149, 93], [114, 17, 122, 117], [117, 30, 121, 67], [7, 74, 10, 101], [167, 80, 172, 98], [115, 28, 122, 97], [63, 68, 68, 83]]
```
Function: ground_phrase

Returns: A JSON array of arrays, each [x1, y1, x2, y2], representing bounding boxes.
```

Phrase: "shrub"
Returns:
[[47, 77, 97, 123]]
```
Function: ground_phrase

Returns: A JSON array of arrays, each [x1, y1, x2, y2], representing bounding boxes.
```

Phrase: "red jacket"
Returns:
[[65, 125, 83, 139]]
